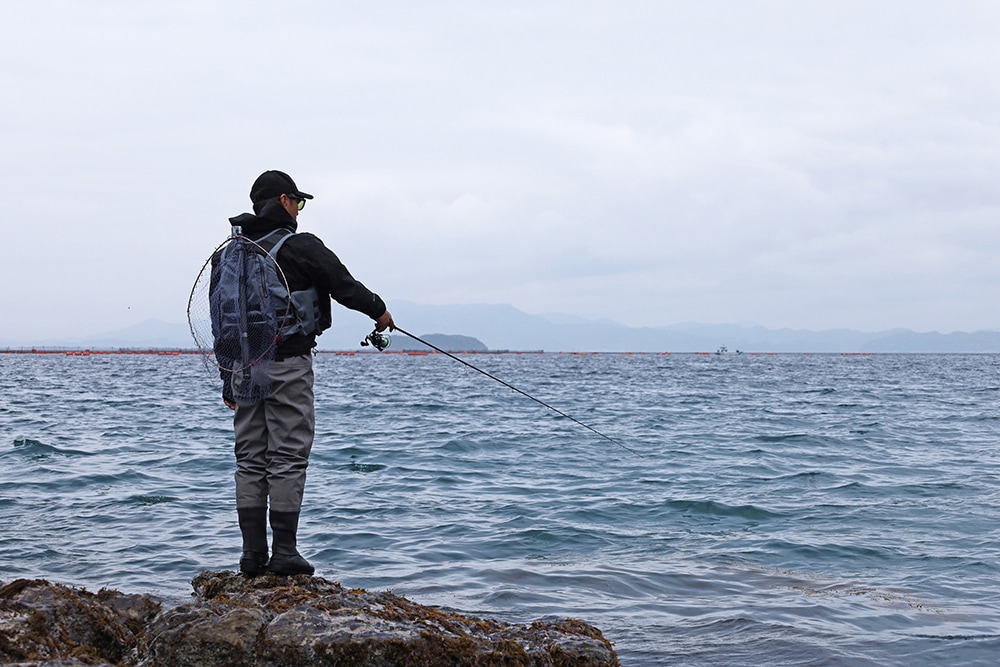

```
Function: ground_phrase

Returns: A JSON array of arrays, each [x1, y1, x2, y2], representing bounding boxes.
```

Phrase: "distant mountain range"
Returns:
[[5, 302, 1000, 353]]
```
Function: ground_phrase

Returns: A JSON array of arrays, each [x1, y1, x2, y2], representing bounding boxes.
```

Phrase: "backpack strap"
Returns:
[[252, 228, 294, 255], [267, 230, 296, 259]]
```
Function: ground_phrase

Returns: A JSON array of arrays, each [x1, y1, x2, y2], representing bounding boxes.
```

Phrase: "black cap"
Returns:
[[250, 170, 314, 203]]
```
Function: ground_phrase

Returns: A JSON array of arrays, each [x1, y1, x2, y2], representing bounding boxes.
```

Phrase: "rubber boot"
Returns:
[[237, 506, 270, 576], [267, 510, 314, 575]]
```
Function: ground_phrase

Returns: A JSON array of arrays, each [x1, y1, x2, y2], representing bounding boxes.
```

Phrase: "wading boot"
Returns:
[[267, 510, 314, 575], [237, 506, 269, 576]]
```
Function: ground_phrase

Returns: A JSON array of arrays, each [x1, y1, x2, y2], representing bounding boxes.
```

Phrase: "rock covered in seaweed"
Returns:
[[142, 570, 618, 666], [0, 578, 162, 666], [0, 572, 619, 666]]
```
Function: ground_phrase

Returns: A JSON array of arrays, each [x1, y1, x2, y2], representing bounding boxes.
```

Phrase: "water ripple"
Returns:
[[2, 352, 999, 664]]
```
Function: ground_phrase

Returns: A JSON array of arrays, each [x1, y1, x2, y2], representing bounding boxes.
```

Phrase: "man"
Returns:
[[224, 169, 393, 576]]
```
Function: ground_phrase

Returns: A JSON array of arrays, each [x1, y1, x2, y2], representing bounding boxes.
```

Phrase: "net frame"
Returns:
[[187, 231, 294, 376]]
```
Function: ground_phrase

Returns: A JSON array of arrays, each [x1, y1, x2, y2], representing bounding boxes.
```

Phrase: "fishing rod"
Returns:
[[362, 326, 643, 458]]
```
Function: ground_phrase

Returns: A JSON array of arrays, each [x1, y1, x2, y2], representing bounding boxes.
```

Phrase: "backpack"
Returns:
[[209, 227, 321, 403]]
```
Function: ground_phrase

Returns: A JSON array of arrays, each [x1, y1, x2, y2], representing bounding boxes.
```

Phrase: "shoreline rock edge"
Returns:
[[0, 571, 620, 666]]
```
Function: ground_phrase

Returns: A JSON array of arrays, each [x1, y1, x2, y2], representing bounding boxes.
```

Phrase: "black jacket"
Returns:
[[228, 199, 387, 359]]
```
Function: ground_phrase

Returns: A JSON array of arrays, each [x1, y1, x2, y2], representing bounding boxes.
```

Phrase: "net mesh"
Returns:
[[187, 233, 292, 402]]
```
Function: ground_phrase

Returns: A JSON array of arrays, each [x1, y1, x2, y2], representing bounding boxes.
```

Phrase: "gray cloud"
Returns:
[[2, 1, 999, 342]]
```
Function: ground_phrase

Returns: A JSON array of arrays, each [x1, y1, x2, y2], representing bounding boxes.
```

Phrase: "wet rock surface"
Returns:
[[0, 572, 619, 666], [0, 578, 161, 667]]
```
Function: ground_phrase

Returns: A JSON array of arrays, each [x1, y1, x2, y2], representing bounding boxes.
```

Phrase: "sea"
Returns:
[[1, 350, 999, 665]]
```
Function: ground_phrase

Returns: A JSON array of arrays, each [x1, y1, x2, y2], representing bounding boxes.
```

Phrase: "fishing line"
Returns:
[[363, 326, 642, 458]]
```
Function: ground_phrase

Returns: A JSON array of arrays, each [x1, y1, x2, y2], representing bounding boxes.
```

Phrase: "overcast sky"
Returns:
[[3, 1, 998, 342]]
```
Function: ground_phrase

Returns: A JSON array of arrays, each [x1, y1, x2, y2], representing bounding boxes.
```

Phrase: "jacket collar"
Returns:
[[228, 199, 298, 237]]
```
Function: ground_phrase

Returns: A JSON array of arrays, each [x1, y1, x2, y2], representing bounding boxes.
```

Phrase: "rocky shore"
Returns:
[[0, 571, 619, 666]]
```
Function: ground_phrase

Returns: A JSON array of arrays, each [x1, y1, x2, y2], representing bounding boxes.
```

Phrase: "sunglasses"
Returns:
[[286, 195, 306, 211]]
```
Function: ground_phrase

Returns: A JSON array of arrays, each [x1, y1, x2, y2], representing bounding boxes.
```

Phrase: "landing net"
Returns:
[[187, 231, 292, 402]]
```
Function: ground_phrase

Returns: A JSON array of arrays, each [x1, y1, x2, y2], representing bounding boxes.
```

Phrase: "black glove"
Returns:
[[222, 378, 235, 405]]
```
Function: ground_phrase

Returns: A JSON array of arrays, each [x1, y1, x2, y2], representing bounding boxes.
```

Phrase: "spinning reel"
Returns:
[[361, 329, 391, 351]]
